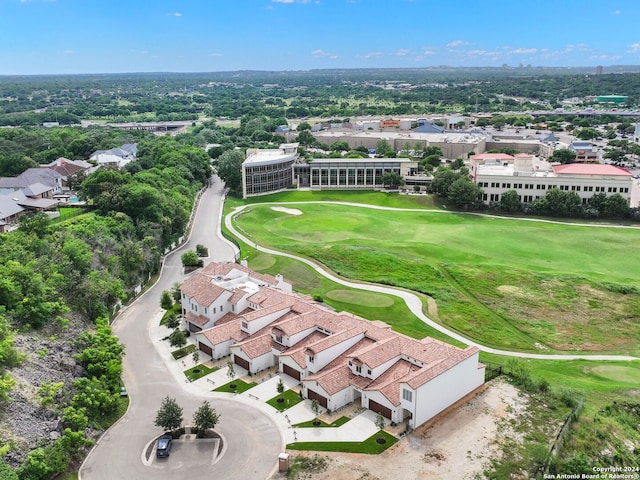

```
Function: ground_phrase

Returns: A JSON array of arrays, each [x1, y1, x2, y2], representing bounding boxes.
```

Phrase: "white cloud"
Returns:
[[422, 49, 435, 55], [19, 0, 32, 3], [272, 0, 312, 3], [628, 42, 640, 52], [391, 48, 411, 56], [311, 49, 337, 59], [167, 12, 182, 17], [446, 40, 468, 47], [63, 50, 73, 54], [590, 54, 622, 61], [511, 48, 537, 54], [612, 9, 620, 14], [358, 51, 384, 59], [467, 50, 486, 56]]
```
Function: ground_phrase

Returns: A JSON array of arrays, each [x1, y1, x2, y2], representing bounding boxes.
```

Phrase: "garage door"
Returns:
[[234, 355, 250, 370], [307, 389, 328, 408], [369, 400, 392, 420], [188, 323, 202, 333], [198, 342, 212, 357], [282, 364, 301, 380]]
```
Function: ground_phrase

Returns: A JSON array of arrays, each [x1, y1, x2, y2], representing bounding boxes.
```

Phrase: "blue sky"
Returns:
[[2, 0, 640, 75]]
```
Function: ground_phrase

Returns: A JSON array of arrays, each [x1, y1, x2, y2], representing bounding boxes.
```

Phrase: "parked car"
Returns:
[[156, 435, 172, 458]]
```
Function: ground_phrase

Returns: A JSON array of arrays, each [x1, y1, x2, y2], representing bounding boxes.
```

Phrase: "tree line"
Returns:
[[0, 129, 212, 478]]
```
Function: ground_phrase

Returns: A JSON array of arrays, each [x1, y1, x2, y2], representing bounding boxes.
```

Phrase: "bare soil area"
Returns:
[[279, 379, 526, 480]]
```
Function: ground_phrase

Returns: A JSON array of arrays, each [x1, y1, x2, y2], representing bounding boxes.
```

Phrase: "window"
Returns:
[[204, 307, 208, 314], [355, 366, 362, 374], [309, 355, 315, 363], [213, 307, 216, 314], [275, 335, 283, 344], [241, 321, 248, 329], [402, 389, 413, 402], [220, 305, 223, 312], [367, 369, 372, 375]]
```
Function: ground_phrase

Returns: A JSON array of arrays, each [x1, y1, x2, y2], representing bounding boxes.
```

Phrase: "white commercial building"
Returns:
[[472, 153, 637, 206]]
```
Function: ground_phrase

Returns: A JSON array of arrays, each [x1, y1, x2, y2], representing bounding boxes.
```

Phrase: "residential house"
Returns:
[[41, 157, 95, 187], [89, 144, 137, 168]]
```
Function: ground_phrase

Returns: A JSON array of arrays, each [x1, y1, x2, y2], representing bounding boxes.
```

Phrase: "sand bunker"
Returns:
[[271, 206, 303, 215]]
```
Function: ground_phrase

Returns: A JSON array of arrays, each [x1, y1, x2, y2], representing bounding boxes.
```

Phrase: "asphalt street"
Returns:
[[79, 177, 283, 480]]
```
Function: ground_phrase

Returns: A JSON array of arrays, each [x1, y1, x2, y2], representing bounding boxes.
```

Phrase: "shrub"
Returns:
[[160, 290, 173, 310], [181, 250, 199, 267]]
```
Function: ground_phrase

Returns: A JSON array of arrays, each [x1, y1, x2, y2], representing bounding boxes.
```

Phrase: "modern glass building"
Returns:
[[242, 144, 298, 198], [242, 144, 420, 197]]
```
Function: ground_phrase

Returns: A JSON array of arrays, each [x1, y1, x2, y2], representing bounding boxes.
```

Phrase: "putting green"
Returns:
[[249, 254, 276, 271], [584, 365, 640, 383], [325, 289, 394, 307]]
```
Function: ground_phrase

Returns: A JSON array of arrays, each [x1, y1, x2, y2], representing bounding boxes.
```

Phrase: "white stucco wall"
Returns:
[[288, 327, 318, 347], [409, 355, 484, 428], [249, 351, 276, 374], [242, 307, 290, 335], [308, 333, 364, 373]]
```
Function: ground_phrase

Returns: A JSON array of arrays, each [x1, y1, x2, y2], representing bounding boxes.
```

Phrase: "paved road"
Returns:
[[80, 177, 282, 480], [226, 201, 639, 362]]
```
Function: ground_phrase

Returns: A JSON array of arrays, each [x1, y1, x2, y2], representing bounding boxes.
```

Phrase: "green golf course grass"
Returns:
[[228, 193, 640, 357]]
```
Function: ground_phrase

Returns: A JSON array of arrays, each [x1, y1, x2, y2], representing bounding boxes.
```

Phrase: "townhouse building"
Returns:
[[180, 262, 485, 428]]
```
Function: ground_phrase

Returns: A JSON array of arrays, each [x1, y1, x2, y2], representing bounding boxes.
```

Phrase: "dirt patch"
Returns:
[[271, 206, 303, 215], [276, 379, 525, 480]]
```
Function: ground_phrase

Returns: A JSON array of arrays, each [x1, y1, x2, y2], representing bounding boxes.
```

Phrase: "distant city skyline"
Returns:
[[2, 0, 640, 75]]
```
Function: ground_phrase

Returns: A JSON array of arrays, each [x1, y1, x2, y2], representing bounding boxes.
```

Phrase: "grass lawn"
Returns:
[[266, 389, 304, 411], [293, 416, 351, 428], [287, 430, 397, 453], [231, 199, 640, 355], [171, 344, 196, 360], [160, 303, 182, 325], [213, 378, 257, 393], [184, 364, 219, 382]]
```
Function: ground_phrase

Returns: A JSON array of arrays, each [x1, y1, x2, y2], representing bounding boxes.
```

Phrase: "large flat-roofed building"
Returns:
[[473, 154, 637, 206], [312, 131, 486, 160], [242, 144, 421, 197], [242, 143, 299, 198], [294, 157, 419, 190]]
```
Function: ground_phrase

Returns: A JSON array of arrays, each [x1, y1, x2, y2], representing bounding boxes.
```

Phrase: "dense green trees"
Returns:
[[216, 150, 245, 196], [381, 172, 405, 188], [499, 190, 523, 212], [549, 149, 577, 164], [532, 189, 583, 217], [447, 178, 482, 209]]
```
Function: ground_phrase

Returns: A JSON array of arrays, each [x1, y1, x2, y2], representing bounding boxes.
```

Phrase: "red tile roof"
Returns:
[[184, 312, 211, 327], [181, 275, 229, 307], [552, 163, 632, 176], [199, 318, 248, 346], [193, 262, 482, 405]]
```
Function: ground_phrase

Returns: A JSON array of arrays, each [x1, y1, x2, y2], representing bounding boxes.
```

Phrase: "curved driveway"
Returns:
[[226, 201, 638, 362], [80, 178, 282, 480]]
